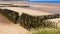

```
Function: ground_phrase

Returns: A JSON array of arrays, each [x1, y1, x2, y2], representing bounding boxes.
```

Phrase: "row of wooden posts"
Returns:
[[0, 9, 19, 23], [20, 13, 58, 29], [0, 9, 59, 30]]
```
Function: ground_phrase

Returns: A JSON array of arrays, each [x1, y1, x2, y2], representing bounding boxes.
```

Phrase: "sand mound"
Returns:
[[0, 14, 30, 34], [0, 23, 30, 34]]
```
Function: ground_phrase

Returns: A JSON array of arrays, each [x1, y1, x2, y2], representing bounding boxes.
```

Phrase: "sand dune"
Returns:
[[0, 24, 30, 34], [0, 14, 30, 34]]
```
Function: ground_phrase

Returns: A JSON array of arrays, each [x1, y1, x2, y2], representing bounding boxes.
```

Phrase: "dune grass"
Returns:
[[32, 28, 60, 34]]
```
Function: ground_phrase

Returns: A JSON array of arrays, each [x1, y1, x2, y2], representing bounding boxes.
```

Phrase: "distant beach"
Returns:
[[29, 1, 60, 3]]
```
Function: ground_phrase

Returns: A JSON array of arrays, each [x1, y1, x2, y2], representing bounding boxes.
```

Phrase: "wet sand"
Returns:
[[28, 7, 60, 14], [0, 7, 53, 16]]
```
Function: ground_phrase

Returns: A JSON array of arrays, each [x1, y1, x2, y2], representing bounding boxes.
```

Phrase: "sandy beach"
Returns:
[[0, 14, 30, 34], [0, 1, 60, 34]]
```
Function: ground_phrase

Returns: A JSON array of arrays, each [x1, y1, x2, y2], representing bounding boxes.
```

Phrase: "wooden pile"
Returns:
[[0, 9, 19, 23], [0, 9, 59, 30], [20, 13, 59, 29]]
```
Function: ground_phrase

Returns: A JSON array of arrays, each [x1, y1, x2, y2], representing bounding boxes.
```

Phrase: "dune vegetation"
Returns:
[[31, 28, 60, 34]]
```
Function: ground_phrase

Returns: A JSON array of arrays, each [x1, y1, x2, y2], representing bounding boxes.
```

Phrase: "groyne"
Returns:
[[0, 9, 59, 30]]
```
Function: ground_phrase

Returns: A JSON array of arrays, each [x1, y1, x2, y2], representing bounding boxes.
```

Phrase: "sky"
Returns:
[[0, 0, 60, 1], [0, 0, 27, 1], [30, 0, 60, 1]]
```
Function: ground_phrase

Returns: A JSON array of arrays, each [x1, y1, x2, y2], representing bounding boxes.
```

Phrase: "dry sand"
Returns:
[[0, 14, 30, 34], [0, 24, 30, 34]]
